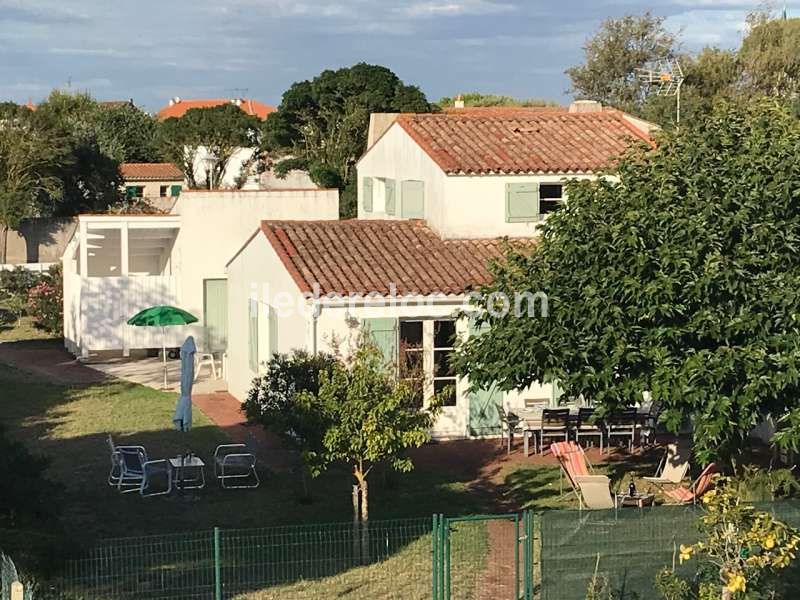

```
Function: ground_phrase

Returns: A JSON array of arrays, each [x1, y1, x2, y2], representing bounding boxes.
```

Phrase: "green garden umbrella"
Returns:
[[127, 305, 198, 389]]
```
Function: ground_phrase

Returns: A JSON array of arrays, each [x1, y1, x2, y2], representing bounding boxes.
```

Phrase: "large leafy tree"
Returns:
[[92, 103, 160, 163], [29, 91, 122, 214], [158, 104, 261, 189], [454, 100, 800, 463], [740, 17, 800, 99], [0, 121, 69, 263], [566, 12, 677, 114], [436, 92, 558, 109], [263, 63, 434, 217]]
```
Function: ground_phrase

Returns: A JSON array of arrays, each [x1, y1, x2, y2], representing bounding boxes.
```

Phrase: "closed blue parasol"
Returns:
[[173, 336, 196, 432]]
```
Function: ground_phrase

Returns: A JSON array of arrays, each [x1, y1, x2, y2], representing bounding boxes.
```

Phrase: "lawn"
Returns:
[[0, 308, 55, 342]]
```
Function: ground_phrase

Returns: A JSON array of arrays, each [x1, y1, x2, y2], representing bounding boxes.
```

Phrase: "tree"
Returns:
[[453, 100, 800, 463], [263, 63, 435, 217], [566, 13, 677, 114], [29, 91, 121, 215], [436, 92, 558, 109], [158, 104, 261, 189], [0, 121, 68, 263], [740, 17, 800, 99], [242, 350, 338, 498], [92, 103, 160, 163], [304, 342, 440, 527]]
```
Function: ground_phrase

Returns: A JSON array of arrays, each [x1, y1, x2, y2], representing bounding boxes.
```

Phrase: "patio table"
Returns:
[[169, 456, 206, 491], [516, 404, 653, 456]]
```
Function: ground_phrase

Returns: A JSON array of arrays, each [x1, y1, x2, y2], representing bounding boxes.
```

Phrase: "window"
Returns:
[[401, 180, 424, 218], [159, 185, 168, 197], [248, 299, 258, 372], [385, 179, 396, 215], [433, 320, 457, 407], [505, 182, 539, 222], [170, 185, 182, 197], [539, 184, 563, 215], [125, 186, 144, 199], [362, 177, 374, 212], [399, 320, 424, 407]]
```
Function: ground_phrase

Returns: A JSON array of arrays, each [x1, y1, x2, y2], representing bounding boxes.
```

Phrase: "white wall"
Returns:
[[356, 124, 447, 226], [226, 234, 311, 400], [193, 147, 257, 189], [357, 121, 599, 239], [170, 188, 338, 351]]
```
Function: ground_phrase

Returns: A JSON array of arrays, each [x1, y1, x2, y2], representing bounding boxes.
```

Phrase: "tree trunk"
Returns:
[[360, 478, 369, 563], [0, 224, 8, 265], [352, 484, 360, 562]]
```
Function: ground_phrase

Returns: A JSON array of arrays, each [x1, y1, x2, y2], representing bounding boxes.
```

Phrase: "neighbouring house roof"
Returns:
[[120, 163, 184, 181], [156, 98, 275, 120], [258, 219, 532, 297], [393, 108, 652, 175]]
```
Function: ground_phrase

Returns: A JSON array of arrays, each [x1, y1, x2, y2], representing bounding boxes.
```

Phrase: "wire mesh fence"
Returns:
[[38, 518, 432, 600], [539, 500, 800, 600]]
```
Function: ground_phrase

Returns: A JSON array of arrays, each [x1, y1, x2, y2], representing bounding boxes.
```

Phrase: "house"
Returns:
[[156, 97, 277, 189], [62, 189, 339, 359], [120, 163, 185, 211], [224, 102, 655, 439], [356, 101, 654, 239]]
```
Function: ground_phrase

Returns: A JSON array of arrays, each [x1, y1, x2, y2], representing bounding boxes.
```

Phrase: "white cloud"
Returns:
[[400, 0, 515, 18], [665, 9, 747, 47]]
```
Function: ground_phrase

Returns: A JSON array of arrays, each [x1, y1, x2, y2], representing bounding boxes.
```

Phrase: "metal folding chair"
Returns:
[[116, 447, 148, 493], [140, 459, 172, 497], [214, 444, 260, 489], [107, 434, 147, 488]]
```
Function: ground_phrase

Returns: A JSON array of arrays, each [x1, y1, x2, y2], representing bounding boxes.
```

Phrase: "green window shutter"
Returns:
[[362, 317, 398, 372], [125, 186, 139, 199], [170, 185, 182, 197], [505, 182, 539, 222], [385, 179, 396, 215], [401, 180, 425, 218], [248, 299, 259, 372], [467, 318, 502, 436], [362, 178, 373, 212]]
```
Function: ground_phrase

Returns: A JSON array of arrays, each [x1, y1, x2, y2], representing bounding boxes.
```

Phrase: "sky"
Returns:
[[0, 0, 796, 112]]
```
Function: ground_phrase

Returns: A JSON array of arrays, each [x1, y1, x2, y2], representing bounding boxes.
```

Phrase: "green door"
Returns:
[[467, 320, 502, 436], [203, 279, 228, 352]]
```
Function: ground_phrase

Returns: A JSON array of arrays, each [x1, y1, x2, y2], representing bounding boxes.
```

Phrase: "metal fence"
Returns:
[[40, 518, 432, 600], [539, 500, 800, 600], [15, 501, 800, 599]]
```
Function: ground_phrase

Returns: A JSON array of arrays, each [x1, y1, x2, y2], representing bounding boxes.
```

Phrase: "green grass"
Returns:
[[0, 364, 489, 545], [0, 309, 56, 342]]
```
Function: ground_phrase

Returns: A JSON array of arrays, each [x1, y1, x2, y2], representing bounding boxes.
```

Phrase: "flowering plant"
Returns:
[[27, 280, 62, 334], [657, 476, 800, 599]]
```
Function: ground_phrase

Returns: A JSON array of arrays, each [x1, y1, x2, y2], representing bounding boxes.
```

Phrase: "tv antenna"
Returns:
[[637, 58, 685, 125]]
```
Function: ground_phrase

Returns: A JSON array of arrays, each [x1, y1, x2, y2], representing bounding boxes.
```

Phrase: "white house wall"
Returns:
[[170, 189, 338, 352], [356, 124, 447, 229], [226, 234, 310, 400]]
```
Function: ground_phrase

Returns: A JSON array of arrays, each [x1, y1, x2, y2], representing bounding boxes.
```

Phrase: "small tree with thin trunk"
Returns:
[[303, 341, 440, 554]]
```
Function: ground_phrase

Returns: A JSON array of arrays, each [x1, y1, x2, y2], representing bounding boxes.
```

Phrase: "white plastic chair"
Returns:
[[194, 352, 219, 381]]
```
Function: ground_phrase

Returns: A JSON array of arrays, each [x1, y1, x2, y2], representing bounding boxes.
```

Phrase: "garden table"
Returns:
[[169, 456, 206, 491]]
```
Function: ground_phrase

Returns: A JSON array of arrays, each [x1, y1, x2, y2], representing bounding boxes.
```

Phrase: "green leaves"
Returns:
[[263, 63, 434, 218], [455, 100, 800, 462]]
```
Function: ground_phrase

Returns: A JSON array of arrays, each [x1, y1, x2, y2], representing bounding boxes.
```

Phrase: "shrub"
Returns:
[[27, 280, 62, 334], [0, 267, 41, 300], [656, 476, 800, 599], [0, 265, 62, 332], [243, 350, 338, 495]]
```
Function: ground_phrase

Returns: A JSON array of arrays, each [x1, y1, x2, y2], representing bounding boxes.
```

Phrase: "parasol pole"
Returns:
[[162, 326, 167, 389]]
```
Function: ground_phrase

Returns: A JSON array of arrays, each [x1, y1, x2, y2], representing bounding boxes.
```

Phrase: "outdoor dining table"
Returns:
[[515, 404, 653, 456]]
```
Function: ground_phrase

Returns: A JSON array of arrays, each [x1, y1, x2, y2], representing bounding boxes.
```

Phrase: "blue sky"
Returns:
[[0, 1, 795, 112]]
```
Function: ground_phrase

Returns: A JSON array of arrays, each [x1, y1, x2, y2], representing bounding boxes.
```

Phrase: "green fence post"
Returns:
[[432, 514, 439, 600], [443, 516, 451, 600], [526, 510, 534, 600], [214, 527, 222, 600], [515, 513, 521, 600]]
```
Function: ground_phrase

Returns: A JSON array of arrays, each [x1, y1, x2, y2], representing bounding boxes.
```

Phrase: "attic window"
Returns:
[[539, 184, 563, 214]]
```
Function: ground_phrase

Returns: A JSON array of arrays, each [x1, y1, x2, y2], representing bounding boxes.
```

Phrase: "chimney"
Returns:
[[454, 94, 465, 109], [568, 100, 602, 113]]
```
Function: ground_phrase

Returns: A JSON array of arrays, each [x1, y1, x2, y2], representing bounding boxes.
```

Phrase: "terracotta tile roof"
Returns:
[[395, 109, 651, 175], [120, 163, 184, 181], [156, 98, 275, 120], [260, 219, 532, 297]]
